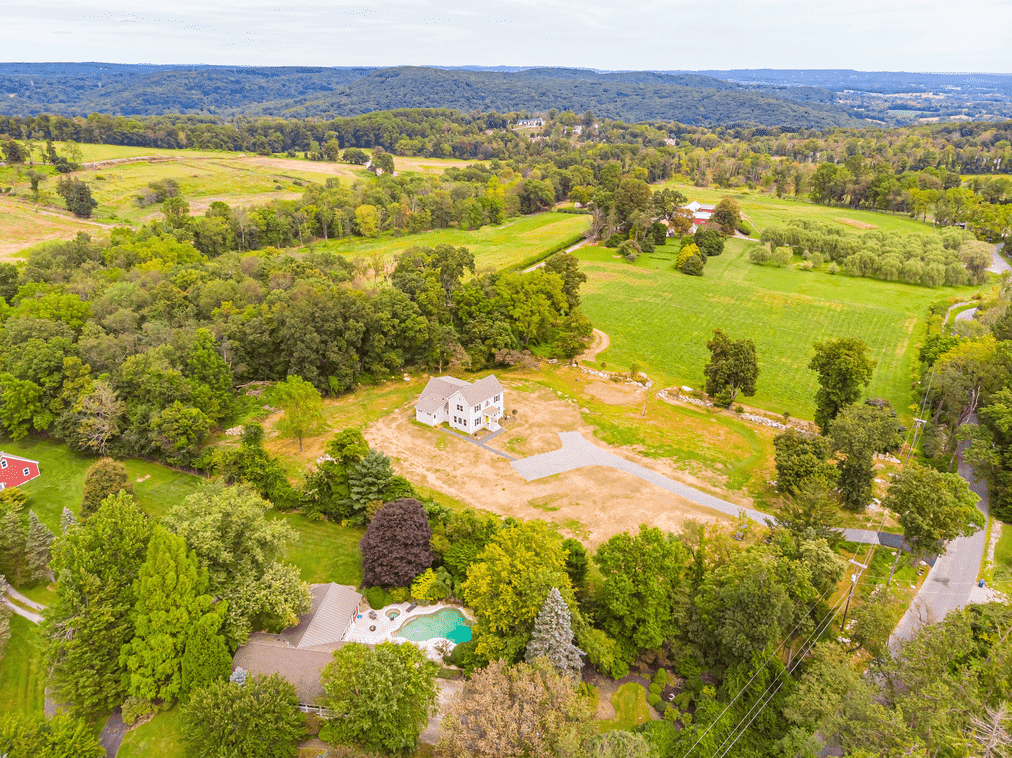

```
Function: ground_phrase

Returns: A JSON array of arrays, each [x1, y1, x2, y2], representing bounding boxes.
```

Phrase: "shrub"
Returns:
[[364, 586, 392, 610], [447, 639, 479, 674], [390, 587, 411, 603], [682, 712, 693, 726], [121, 697, 154, 725], [647, 693, 662, 709], [664, 705, 679, 722], [81, 458, 132, 519], [305, 712, 323, 737], [772, 246, 793, 267], [617, 239, 641, 261], [649, 683, 662, 697], [652, 668, 668, 688], [605, 233, 625, 248]]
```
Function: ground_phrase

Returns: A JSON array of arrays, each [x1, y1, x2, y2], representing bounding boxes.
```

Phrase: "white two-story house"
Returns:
[[414, 375, 506, 434]]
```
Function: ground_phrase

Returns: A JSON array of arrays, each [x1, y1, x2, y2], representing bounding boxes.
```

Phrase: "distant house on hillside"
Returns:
[[683, 202, 717, 235], [231, 583, 363, 710], [415, 375, 505, 433], [0, 452, 40, 489], [516, 118, 544, 127]]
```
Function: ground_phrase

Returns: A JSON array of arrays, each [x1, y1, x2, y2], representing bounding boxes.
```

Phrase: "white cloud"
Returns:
[[0, 0, 1009, 71]]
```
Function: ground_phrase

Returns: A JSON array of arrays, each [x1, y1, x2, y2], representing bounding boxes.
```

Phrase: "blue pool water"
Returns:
[[396, 608, 472, 644]]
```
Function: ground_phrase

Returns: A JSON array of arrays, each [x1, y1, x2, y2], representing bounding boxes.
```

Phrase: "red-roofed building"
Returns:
[[0, 452, 41, 489]]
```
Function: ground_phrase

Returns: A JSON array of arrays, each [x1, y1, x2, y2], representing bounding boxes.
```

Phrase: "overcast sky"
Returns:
[[3, 0, 1011, 73]]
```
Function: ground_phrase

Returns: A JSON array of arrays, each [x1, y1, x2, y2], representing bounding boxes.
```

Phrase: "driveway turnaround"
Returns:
[[510, 432, 890, 546]]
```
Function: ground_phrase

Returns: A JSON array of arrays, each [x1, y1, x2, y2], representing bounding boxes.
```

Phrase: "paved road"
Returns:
[[989, 242, 1010, 274], [99, 708, 126, 758], [889, 437, 988, 650], [510, 431, 894, 546]]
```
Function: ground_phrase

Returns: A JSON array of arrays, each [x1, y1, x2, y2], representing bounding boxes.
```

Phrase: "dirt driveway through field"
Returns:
[[365, 383, 751, 546]]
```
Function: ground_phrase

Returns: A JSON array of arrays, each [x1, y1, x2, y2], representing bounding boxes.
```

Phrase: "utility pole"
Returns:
[[840, 573, 858, 632], [884, 548, 903, 591]]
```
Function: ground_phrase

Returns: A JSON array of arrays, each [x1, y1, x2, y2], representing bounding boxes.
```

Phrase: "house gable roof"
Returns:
[[415, 375, 503, 412], [0, 452, 39, 465], [232, 643, 334, 705]]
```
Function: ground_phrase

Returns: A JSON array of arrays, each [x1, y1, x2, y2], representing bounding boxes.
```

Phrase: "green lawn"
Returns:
[[118, 707, 184, 758], [578, 241, 975, 422], [657, 181, 938, 235], [299, 211, 590, 270], [598, 682, 653, 732], [992, 523, 1012, 593], [271, 512, 364, 586], [0, 614, 46, 716], [2, 438, 204, 532]]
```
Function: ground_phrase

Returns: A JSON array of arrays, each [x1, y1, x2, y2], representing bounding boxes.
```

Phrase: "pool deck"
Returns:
[[343, 601, 472, 662]]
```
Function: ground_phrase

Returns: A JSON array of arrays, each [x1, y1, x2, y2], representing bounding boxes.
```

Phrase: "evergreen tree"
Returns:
[[25, 510, 55, 582], [120, 526, 216, 705], [60, 506, 76, 533], [42, 491, 151, 716], [81, 457, 132, 519], [525, 587, 585, 676], [0, 502, 26, 585], [180, 608, 232, 698], [348, 449, 413, 523]]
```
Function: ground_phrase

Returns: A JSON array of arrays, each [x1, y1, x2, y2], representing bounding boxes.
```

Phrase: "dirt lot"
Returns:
[[365, 382, 737, 547]]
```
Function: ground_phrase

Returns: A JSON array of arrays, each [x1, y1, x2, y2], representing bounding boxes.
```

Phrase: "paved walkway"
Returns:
[[99, 708, 126, 758], [510, 432, 893, 547], [439, 426, 516, 461], [2, 596, 43, 624], [6, 586, 45, 611], [989, 243, 1010, 274]]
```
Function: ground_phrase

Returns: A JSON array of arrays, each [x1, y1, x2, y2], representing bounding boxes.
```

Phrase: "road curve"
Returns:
[[511, 431, 893, 546]]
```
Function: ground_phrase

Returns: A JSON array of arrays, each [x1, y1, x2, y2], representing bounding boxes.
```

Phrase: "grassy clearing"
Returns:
[[118, 707, 184, 758], [3, 438, 204, 532], [657, 180, 938, 235], [598, 682, 653, 732], [578, 241, 974, 422], [0, 197, 104, 259], [271, 512, 364, 586], [298, 212, 590, 271], [0, 614, 46, 716]]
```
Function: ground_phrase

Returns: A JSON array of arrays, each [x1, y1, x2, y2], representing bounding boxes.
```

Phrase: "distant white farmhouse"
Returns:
[[415, 375, 505, 433], [516, 118, 544, 127]]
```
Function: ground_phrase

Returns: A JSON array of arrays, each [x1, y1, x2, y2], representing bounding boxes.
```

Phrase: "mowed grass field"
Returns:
[[303, 212, 590, 270], [578, 240, 975, 422], [0, 197, 104, 259], [658, 180, 937, 235]]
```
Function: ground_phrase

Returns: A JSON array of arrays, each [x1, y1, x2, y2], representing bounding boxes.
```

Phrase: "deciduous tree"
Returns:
[[360, 498, 434, 588], [270, 375, 325, 452], [703, 328, 759, 407], [884, 462, 983, 558], [437, 658, 594, 758], [81, 457, 131, 519], [809, 338, 876, 432], [164, 483, 309, 647], [320, 641, 438, 755], [181, 674, 306, 758], [828, 404, 904, 511]]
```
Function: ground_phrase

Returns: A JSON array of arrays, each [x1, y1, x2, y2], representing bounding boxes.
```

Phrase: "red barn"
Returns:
[[0, 452, 41, 489]]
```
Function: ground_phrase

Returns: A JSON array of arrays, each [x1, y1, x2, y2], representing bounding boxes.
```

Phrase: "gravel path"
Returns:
[[5, 586, 45, 611], [989, 243, 1010, 274], [2, 596, 43, 624], [510, 432, 893, 547]]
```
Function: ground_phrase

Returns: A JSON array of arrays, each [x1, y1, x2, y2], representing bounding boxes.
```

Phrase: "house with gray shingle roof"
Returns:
[[415, 375, 505, 434], [231, 583, 363, 708]]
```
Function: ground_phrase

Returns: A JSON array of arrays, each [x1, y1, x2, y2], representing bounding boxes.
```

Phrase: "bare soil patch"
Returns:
[[365, 383, 734, 547], [836, 217, 877, 230], [582, 379, 643, 407], [577, 328, 610, 363]]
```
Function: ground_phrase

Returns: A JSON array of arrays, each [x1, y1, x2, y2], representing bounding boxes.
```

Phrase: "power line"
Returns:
[[680, 581, 838, 758], [712, 594, 849, 758]]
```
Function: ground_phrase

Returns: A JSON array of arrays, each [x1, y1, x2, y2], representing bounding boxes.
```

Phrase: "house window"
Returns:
[[474, 405, 480, 412], [22, 467, 29, 477], [495, 395, 500, 402], [0, 459, 6, 469], [474, 417, 480, 426]]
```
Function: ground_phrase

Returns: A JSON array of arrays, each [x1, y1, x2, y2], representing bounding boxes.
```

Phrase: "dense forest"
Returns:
[[0, 64, 866, 128]]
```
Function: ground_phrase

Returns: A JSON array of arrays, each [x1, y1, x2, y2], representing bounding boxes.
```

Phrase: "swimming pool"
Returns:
[[395, 608, 472, 644]]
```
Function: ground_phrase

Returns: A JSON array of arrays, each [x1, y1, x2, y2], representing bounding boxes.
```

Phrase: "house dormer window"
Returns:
[[22, 467, 29, 477], [0, 459, 6, 469]]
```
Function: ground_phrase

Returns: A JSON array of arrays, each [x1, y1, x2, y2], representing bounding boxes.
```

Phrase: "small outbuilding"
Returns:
[[0, 452, 41, 490]]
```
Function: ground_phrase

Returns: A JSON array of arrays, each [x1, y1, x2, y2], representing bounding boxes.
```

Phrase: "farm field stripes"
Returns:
[[578, 240, 974, 421], [302, 211, 591, 270], [657, 180, 937, 235]]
